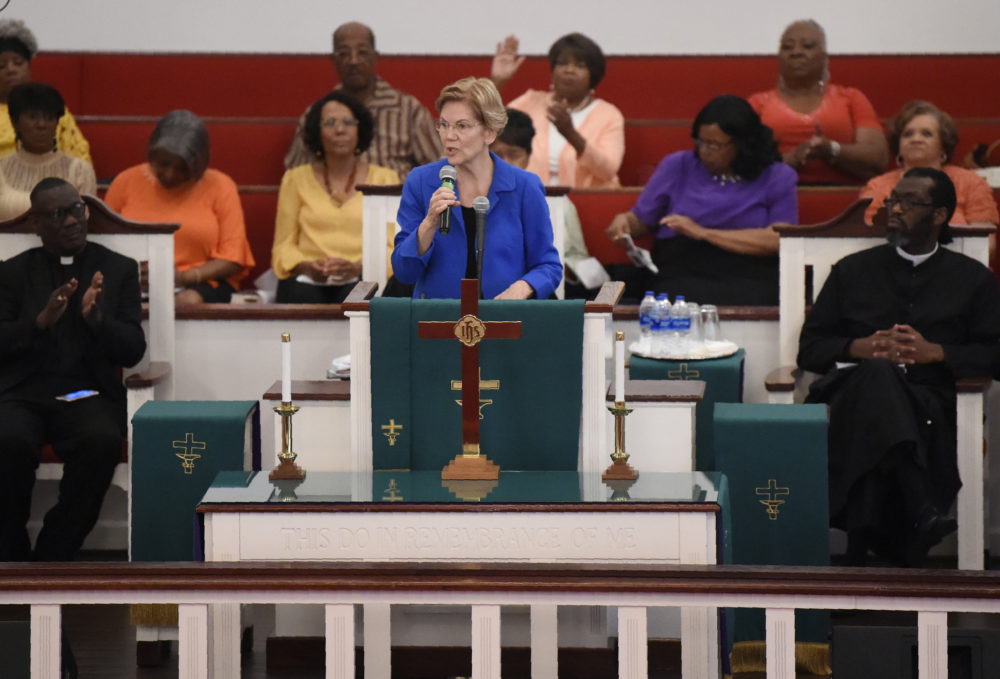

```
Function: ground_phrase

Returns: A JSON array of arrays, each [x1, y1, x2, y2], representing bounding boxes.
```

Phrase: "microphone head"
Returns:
[[439, 165, 457, 182], [473, 196, 490, 214]]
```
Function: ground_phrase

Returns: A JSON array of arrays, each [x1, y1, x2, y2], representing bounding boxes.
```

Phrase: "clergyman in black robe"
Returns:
[[0, 178, 145, 562], [797, 168, 1000, 566]]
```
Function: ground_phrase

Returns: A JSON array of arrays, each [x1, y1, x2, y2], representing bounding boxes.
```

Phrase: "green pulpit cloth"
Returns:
[[630, 349, 744, 470], [370, 298, 584, 471], [714, 403, 829, 673], [131, 401, 260, 561]]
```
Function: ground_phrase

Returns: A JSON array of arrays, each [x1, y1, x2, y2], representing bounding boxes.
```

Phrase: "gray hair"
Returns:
[[0, 19, 38, 59], [147, 110, 210, 181]]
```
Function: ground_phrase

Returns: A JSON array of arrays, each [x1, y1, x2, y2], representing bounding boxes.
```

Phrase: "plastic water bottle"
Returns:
[[638, 291, 656, 349], [672, 295, 692, 355], [651, 293, 672, 357]]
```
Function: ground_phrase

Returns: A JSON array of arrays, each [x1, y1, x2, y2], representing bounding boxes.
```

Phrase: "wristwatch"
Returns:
[[829, 140, 841, 162]]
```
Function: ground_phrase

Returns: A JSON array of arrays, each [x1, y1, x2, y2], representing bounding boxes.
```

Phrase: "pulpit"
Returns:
[[343, 281, 623, 474], [368, 291, 581, 472]]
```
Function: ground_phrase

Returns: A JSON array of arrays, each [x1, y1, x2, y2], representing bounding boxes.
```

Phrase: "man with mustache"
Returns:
[[798, 167, 1000, 566], [0, 177, 145, 562], [284, 22, 442, 178]]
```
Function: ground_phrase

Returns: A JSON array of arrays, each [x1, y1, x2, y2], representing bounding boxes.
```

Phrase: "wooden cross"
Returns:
[[418, 279, 522, 479]]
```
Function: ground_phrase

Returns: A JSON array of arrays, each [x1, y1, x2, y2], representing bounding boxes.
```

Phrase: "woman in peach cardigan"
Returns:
[[491, 32, 624, 188]]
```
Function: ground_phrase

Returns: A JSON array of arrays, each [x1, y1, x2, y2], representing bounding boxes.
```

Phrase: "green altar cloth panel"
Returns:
[[630, 349, 744, 470], [131, 401, 260, 561], [714, 402, 828, 644], [370, 297, 584, 471]]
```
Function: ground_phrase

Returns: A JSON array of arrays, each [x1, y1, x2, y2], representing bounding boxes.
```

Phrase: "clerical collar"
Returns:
[[60, 256, 74, 266], [895, 244, 938, 267]]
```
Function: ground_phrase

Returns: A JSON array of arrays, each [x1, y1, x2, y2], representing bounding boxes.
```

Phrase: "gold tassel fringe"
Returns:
[[730, 640, 831, 676], [129, 603, 179, 627]]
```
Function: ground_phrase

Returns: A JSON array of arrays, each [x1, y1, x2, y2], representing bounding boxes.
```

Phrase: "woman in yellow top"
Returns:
[[0, 19, 90, 163], [272, 91, 400, 303]]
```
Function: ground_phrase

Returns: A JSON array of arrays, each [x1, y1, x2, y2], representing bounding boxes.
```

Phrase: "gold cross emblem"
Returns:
[[381, 419, 403, 446], [173, 432, 206, 475], [382, 478, 403, 502], [668, 363, 700, 379], [755, 479, 790, 520], [451, 368, 500, 419]]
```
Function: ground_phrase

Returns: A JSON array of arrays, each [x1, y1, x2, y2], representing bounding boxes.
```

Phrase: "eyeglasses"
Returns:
[[321, 117, 359, 128], [34, 201, 86, 223], [886, 193, 935, 212], [435, 119, 482, 134], [694, 138, 733, 153]]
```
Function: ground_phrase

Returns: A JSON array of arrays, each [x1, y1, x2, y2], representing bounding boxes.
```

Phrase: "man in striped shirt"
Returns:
[[284, 22, 442, 178]]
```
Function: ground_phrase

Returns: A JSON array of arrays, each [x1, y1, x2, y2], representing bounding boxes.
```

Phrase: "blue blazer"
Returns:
[[393, 153, 562, 299]]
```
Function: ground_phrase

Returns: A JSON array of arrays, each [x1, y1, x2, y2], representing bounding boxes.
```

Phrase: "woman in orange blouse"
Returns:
[[105, 110, 255, 306], [748, 20, 888, 185]]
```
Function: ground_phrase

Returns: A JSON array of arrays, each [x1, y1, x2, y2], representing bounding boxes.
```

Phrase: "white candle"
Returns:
[[281, 332, 292, 402], [615, 330, 625, 403]]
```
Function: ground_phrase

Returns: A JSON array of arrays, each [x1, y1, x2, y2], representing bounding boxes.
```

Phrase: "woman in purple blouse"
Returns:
[[607, 95, 798, 305]]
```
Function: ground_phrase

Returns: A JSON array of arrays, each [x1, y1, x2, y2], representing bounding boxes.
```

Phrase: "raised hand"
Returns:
[[491, 35, 525, 89], [36, 278, 78, 330], [81, 271, 103, 324]]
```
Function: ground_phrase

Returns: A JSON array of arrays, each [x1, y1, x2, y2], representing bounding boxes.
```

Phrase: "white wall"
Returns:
[[9, 0, 1000, 55]]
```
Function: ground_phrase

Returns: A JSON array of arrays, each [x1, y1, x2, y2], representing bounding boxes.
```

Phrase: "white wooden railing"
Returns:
[[3, 561, 999, 679]]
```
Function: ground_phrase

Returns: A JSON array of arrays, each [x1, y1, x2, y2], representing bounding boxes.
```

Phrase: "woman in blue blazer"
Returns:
[[393, 77, 562, 299]]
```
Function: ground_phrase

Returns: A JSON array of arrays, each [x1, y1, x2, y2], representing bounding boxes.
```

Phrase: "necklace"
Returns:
[[320, 161, 359, 204], [711, 172, 742, 186]]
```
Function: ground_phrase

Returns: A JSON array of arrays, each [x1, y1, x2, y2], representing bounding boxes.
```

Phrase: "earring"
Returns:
[[354, 148, 361, 156], [896, 154, 904, 167], [941, 153, 948, 165]]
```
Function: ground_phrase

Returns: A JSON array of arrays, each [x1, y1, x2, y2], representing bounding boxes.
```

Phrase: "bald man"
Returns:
[[284, 22, 442, 178]]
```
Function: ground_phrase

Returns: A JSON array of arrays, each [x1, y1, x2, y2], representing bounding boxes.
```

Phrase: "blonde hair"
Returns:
[[435, 77, 507, 133]]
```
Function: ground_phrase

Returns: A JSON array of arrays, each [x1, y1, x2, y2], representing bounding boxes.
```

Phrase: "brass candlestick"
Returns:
[[602, 401, 638, 481], [269, 401, 306, 480]]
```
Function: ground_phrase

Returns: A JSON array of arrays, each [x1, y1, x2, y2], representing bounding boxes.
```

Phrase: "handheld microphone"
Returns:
[[438, 165, 457, 234], [473, 196, 489, 283]]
